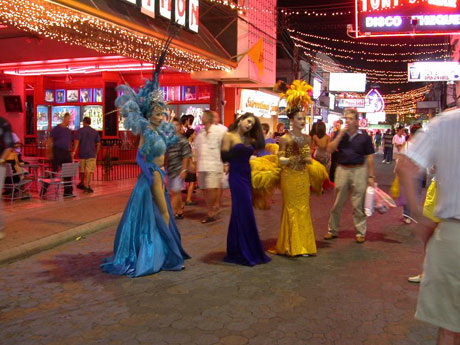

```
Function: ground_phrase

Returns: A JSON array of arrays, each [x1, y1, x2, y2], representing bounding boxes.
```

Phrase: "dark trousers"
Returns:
[[329, 156, 338, 183], [383, 146, 393, 162], [41, 147, 73, 196]]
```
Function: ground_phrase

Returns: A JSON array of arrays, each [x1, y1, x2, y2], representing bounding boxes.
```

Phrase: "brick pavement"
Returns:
[[0, 156, 437, 344]]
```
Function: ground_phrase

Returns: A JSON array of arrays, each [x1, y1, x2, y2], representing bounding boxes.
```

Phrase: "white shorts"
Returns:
[[198, 171, 223, 189], [168, 175, 184, 192]]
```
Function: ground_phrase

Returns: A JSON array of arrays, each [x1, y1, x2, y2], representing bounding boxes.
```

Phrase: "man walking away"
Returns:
[[73, 117, 101, 193], [42, 112, 75, 197], [324, 109, 375, 244], [382, 128, 394, 164], [194, 110, 227, 223], [165, 118, 192, 219]]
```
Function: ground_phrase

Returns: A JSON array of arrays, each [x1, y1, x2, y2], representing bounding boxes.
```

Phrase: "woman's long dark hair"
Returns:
[[316, 121, 326, 139], [228, 112, 265, 150]]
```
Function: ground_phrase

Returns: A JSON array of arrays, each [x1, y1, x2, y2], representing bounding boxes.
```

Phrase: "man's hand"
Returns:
[[367, 176, 375, 187], [416, 217, 437, 248]]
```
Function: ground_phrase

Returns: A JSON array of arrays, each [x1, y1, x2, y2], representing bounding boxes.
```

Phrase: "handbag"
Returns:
[[423, 178, 439, 223]]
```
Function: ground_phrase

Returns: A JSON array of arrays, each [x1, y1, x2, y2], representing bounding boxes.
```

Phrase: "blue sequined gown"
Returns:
[[224, 144, 271, 266], [101, 152, 189, 277]]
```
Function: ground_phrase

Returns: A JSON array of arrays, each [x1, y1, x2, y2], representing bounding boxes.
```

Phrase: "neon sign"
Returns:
[[121, 0, 199, 33], [356, 0, 460, 37]]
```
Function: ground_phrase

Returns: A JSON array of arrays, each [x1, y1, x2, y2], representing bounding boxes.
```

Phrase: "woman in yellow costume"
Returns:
[[268, 80, 317, 257]]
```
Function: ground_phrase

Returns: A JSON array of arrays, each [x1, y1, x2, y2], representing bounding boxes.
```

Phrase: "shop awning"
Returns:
[[0, 0, 237, 72]]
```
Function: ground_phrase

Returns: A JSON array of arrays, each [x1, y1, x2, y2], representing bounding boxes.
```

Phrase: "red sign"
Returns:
[[355, 0, 460, 37]]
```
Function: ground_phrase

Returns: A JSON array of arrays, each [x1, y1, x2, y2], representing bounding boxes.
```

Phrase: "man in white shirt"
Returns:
[[194, 110, 227, 223], [392, 125, 406, 153], [397, 110, 460, 344]]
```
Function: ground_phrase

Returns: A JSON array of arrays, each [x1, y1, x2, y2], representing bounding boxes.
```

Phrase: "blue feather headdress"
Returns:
[[115, 26, 179, 159]]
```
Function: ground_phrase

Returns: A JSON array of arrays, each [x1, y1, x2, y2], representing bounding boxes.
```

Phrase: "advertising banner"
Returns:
[[408, 61, 460, 81]]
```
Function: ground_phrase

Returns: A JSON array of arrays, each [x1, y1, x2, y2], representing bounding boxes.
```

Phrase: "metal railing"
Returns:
[[23, 144, 140, 181]]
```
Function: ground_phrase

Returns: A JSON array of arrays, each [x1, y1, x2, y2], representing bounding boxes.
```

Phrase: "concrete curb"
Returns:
[[0, 213, 122, 265]]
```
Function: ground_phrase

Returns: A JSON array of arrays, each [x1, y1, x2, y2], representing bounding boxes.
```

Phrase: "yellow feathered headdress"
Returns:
[[276, 80, 313, 113]]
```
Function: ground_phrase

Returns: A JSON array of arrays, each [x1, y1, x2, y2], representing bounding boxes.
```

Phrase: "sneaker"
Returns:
[[408, 274, 423, 283], [77, 183, 85, 190], [386, 161, 391, 164], [84, 187, 94, 193], [403, 218, 411, 224], [324, 232, 338, 240], [381, 160, 386, 163], [356, 235, 365, 243]]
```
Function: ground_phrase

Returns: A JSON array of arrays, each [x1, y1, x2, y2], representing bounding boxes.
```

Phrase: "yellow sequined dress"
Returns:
[[269, 137, 317, 256]]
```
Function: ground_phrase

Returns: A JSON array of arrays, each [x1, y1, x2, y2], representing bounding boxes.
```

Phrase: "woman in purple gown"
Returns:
[[220, 113, 271, 266]]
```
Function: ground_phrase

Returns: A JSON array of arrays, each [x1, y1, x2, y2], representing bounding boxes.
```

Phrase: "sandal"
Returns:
[[185, 201, 197, 206], [201, 216, 216, 224], [175, 214, 184, 220]]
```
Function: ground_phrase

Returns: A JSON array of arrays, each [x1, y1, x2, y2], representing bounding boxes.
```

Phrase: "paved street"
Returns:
[[0, 156, 436, 345]]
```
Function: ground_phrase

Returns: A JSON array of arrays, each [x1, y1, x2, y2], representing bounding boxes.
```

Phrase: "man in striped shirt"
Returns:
[[397, 109, 460, 344]]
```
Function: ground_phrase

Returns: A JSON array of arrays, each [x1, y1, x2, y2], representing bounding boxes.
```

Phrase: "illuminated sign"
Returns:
[[329, 73, 367, 92], [357, 89, 385, 113], [338, 98, 365, 108], [356, 0, 460, 37], [239, 89, 279, 118], [313, 78, 322, 99], [122, 0, 199, 33], [408, 61, 460, 82]]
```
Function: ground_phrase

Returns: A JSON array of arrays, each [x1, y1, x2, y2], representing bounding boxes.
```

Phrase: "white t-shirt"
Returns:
[[195, 124, 227, 172]]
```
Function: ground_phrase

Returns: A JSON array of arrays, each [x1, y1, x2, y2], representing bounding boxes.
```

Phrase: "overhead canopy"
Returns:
[[0, 0, 236, 72]]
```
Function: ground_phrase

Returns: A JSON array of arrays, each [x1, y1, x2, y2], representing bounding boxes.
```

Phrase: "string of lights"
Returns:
[[280, 9, 353, 17], [204, 0, 275, 14], [287, 29, 450, 48], [0, 0, 233, 72], [294, 41, 450, 64], [383, 85, 432, 115], [291, 35, 449, 58], [300, 50, 410, 79]]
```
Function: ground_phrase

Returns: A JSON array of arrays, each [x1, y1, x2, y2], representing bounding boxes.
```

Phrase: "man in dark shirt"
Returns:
[[42, 112, 74, 197], [73, 117, 101, 193], [325, 109, 375, 243], [165, 118, 192, 219], [0, 117, 14, 239]]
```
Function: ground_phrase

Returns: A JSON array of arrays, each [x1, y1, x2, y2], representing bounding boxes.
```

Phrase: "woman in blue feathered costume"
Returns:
[[101, 80, 190, 277]]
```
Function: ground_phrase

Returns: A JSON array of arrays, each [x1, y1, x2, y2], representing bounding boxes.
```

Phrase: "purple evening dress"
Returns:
[[224, 143, 271, 266]]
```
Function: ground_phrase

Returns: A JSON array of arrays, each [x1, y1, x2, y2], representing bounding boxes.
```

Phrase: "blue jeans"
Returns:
[[383, 146, 393, 162]]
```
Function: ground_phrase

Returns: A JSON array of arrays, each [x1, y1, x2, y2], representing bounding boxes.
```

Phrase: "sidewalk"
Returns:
[[0, 178, 137, 264]]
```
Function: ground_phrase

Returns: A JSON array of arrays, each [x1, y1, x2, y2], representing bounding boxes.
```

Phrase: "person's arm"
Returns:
[[95, 142, 101, 158], [152, 169, 169, 225], [220, 132, 234, 162], [278, 136, 290, 165], [180, 140, 192, 179], [396, 155, 437, 245], [72, 140, 79, 159], [327, 128, 346, 153], [366, 154, 375, 186]]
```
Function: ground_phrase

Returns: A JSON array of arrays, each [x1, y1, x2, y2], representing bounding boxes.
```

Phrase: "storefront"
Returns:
[[0, 0, 236, 148]]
